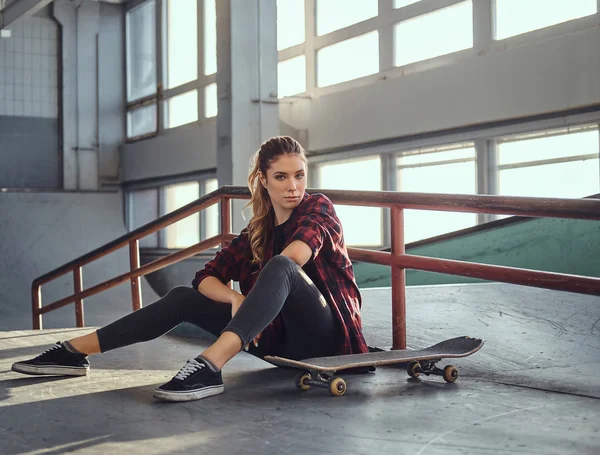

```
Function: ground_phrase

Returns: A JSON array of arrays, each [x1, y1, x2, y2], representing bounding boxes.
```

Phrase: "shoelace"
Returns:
[[39, 343, 62, 357], [174, 359, 205, 381]]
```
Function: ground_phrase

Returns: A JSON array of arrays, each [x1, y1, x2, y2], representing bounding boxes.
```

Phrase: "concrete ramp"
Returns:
[[1, 283, 599, 454], [0, 191, 159, 331]]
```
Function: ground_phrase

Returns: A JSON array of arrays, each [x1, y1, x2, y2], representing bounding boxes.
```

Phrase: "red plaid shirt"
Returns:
[[192, 192, 369, 356]]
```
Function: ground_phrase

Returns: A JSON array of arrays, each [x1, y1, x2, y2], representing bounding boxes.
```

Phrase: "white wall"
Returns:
[[281, 26, 600, 152]]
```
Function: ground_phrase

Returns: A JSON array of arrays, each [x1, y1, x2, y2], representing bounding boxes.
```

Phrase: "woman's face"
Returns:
[[260, 154, 307, 219]]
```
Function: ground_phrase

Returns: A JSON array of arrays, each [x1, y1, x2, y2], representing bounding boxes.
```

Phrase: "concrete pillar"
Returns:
[[216, 0, 280, 232], [53, 0, 99, 191]]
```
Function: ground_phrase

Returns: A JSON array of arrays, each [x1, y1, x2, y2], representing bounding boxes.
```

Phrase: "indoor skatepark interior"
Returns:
[[2, 0, 600, 454]]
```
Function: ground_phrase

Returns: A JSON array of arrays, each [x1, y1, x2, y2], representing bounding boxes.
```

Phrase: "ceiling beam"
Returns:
[[0, 0, 54, 30]]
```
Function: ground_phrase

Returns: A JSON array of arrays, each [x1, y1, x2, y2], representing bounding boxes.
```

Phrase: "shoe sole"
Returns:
[[153, 384, 224, 402], [11, 363, 89, 376]]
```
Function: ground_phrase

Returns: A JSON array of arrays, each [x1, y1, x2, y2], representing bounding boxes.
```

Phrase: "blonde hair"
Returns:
[[245, 136, 307, 264]]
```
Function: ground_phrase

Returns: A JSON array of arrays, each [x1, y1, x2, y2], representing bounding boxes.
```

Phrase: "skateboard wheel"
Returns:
[[329, 377, 346, 397], [443, 365, 458, 383], [407, 361, 421, 378], [295, 372, 312, 391]]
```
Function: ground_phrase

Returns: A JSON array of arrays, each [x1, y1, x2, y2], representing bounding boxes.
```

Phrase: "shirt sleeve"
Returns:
[[288, 194, 341, 261], [191, 231, 249, 289]]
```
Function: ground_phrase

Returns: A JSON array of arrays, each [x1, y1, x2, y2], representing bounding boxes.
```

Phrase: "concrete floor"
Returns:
[[1, 283, 599, 454]]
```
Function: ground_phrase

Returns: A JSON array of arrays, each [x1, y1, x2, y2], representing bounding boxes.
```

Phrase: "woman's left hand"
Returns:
[[244, 332, 263, 351]]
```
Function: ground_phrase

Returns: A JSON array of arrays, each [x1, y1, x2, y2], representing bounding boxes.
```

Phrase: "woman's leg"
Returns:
[[202, 255, 338, 367]]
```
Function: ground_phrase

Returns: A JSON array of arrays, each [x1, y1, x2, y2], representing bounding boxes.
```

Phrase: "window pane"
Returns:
[[164, 182, 200, 249], [127, 104, 156, 138], [204, 0, 217, 75], [278, 55, 306, 97], [495, 0, 597, 40], [317, 0, 378, 36], [126, 0, 157, 101], [319, 156, 382, 246], [166, 0, 197, 88], [394, 0, 422, 8], [203, 178, 220, 240], [317, 31, 379, 87], [165, 90, 198, 128], [394, 1, 473, 67], [130, 189, 158, 248], [498, 130, 600, 199], [398, 147, 477, 243], [499, 130, 599, 165], [277, 0, 305, 50], [204, 83, 218, 118]]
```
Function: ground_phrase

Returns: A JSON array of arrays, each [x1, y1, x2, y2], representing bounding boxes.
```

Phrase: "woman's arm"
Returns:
[[281, 240, 312, 267], [197, 276, 241, 304]]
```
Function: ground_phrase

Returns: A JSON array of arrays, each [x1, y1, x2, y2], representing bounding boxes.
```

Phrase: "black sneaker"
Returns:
[[153, 357, 224, 402], [11, 342, 90, 376]]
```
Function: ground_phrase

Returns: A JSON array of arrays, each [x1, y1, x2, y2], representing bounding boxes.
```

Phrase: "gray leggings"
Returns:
[[96, 255, 339, 360]]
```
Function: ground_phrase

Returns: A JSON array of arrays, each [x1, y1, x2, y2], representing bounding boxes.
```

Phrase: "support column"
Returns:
[[53, 0, 99, 190], [216, 0, 280, 232]]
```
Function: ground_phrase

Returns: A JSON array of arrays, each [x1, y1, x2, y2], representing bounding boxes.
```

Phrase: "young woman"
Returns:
[[12, 136, 369, 402]]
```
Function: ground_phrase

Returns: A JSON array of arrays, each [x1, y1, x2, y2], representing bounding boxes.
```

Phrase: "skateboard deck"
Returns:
[[264, 336, 483, 396]]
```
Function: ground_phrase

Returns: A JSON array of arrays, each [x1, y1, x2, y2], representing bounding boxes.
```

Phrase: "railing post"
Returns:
[[391, 206, 407, 350], [221, 197, 233, 289], [74, 267, 84, 327], [32, 284, 42, 330], [129, 239, 142, 311]]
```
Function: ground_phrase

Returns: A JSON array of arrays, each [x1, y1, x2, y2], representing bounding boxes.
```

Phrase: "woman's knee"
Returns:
[[264, 255, 298, 273]]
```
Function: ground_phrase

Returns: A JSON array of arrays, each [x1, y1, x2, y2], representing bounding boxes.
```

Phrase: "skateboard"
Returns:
[[264, 336, 484, 396]]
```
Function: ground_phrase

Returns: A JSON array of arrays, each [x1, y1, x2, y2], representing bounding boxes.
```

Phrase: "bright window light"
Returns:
[[317, 31, 379, 87], [165, 0, 197, 88], [398, 147, 477, 243], [495, 0, 597, 40], [318, 156, 382, 246], [204, 83, 218, 118], [394, 0, 422, 8], [498, 130, 600, 198], [164, 182, 200, 249], [203, 178, 220, 240], [278, 55, 306, 97], [394, 0, 473, 67], [316, 0, 378, 36], [126, 0, 156, 101], [165, 89, 198, 128], [204, 0, 217, 75], [277, 0, 305, 50]]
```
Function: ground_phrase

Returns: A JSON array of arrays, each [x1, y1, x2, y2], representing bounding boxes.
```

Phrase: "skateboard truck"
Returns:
[[295, 371, 347, 397], [407, 360, 459, 383]]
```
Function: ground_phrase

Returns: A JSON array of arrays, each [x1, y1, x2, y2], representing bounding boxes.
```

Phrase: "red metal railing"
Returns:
[[31, 186, 600, 349]]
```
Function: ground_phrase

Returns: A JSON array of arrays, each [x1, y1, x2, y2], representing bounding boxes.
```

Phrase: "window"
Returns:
[[394, 1, 473, 67], [204, 0, 217, 75], [398, 146, 477, 243], [316, 0, 378, 36], [127, 104, 156, 138], [317, 31, 379, 87], [165, 0, 197, 89], [126, 0, 157, 101], [277, 0, 305, 50], [204, 83, 218, 118], [498, 128, 600, 199], [495, 0, 597, 40], [164, 182, 200, 249], [203, 178, 220, 240], [130, 189, 159, 248], [394, 0, 422, 8], [165, 89, 198, 128], [278, 55, 306, 97], [318, 156, 383, 246]]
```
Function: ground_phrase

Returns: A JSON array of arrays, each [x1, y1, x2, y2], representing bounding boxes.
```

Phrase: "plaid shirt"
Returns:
[[192, 192, 369, 356]]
